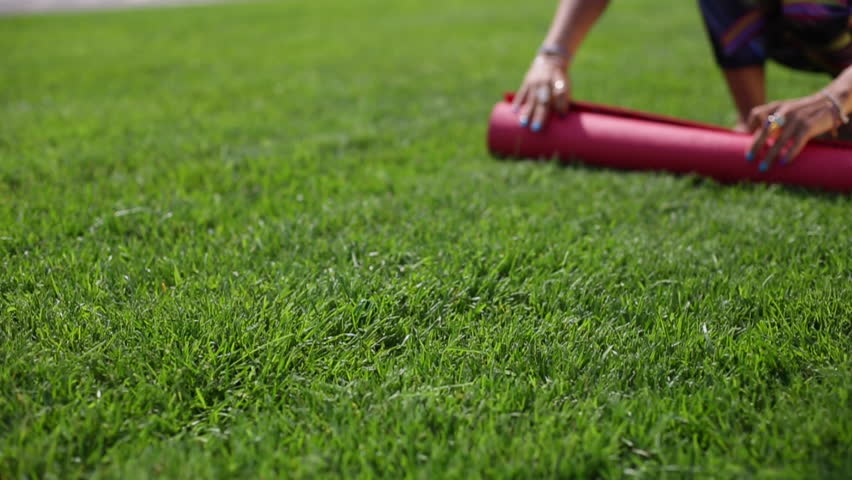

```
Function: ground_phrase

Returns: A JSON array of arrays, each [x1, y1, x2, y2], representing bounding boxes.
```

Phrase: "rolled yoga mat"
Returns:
[[487, 94, 852, 192]]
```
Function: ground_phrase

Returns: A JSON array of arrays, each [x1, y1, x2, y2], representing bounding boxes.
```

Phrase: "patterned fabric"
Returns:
[[698, 0, 852, 75]]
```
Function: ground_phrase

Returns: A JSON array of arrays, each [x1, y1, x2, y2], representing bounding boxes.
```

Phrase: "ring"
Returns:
[[767, 113, 786, 134], [535, 85, 551, 104], [553, 79, 566, 92]]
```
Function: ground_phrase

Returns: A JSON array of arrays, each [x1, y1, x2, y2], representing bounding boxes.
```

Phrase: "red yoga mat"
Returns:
[[488, 94, 852, 192]]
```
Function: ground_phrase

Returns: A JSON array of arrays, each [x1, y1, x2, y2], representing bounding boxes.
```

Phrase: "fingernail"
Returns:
[[745, 151, 755, 162], [759, 161, 769, 172], [520, 118, 528, 127], [512, 105, 519, 113], [531, 122, 542, 132]]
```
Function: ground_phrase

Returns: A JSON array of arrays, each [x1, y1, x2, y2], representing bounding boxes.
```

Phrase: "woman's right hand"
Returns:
[[513, 54, 571, 132]]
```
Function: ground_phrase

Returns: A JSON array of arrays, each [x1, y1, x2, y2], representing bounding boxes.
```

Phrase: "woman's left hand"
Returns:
[[744, 93, 840, 171]]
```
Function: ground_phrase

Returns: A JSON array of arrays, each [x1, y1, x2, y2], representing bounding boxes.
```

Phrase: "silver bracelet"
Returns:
[[537, 44, 571, 61], [820, 90, 849, 125]]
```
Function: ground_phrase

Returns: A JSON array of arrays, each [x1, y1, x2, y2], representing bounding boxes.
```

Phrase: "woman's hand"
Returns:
[[745, 92, 847, 171], [512, 54, 570, 132], [512, 0, 610, 131]]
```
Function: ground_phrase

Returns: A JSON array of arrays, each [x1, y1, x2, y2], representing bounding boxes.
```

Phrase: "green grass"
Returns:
[[1, 0, 851, 478]]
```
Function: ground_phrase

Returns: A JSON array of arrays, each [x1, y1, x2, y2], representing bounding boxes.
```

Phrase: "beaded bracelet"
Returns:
[[820, 90, 849, 126]]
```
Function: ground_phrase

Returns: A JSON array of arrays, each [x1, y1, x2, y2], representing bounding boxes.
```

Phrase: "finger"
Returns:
[[747, 118, 773, 162], [759, 121, 800, 172], [746, 108, 767, 133], [518, 90, 535, 128], [526, 95, 541, 132], [783, 119, 825, 165], [552, 77, 569, 115], [782, 129, 811, 165], [746, 106, 770, 133], [531, 92, 549, 132], [513, 84, 529, 115], [553, 92, 568, 116]]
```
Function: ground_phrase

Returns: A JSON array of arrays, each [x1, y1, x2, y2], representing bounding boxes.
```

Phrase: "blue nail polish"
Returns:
[[759, 161, 769, 172], [520, 118, 528, 127], [531, 122, 542, 132], [745, 151, 755, 162]]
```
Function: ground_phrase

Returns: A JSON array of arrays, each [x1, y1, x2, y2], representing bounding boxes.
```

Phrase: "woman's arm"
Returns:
[[723, 66, 766, 132], [746, 65, 852, 169], [514, 0, 610, 131], [542, 0, 610, 59]]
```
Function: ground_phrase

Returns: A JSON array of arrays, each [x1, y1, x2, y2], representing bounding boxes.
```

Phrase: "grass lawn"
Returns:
[[1, 0, 851, 477]]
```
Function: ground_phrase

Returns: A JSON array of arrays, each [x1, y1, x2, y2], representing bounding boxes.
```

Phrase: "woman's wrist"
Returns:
[[820, 90, 850, 125], [824, 66, 852, 114], [538, 44, 571, 60], [536, 44, 572, 70]]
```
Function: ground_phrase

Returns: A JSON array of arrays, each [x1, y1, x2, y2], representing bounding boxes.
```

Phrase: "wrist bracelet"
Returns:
[[538, 44, 571, 61], [820, 90, 849, 125]]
